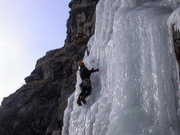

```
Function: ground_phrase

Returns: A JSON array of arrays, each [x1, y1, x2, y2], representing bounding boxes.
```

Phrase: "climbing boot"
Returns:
[[77, 97, 82, 106], [80, 96, 87, 105]]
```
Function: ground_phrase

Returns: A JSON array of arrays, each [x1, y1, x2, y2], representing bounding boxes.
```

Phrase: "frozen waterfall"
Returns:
[[62, 0, 180, 135]]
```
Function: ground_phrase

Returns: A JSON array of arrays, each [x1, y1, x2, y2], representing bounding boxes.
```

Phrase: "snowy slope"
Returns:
[[62, 0, 180, 135]]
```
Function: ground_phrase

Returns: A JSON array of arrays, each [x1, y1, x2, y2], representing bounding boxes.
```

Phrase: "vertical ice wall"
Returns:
[[62, 0, 180, 135]]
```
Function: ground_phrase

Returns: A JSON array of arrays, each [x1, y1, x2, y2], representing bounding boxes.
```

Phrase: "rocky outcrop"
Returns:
[[0, 0, 99, 135], [66, 0, 98, 45]]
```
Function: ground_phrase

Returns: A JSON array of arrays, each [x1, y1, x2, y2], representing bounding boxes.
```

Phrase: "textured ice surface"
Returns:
[[168, 8, 180, 30], [62, 0, 180, 135]]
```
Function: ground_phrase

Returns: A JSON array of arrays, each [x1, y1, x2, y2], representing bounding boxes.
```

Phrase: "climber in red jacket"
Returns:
[[77, 61, 99, 106]]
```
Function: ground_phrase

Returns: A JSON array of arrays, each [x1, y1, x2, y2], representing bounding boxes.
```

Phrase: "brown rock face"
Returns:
[[0, 0, 99, 135], [66, 0, 98, 45]]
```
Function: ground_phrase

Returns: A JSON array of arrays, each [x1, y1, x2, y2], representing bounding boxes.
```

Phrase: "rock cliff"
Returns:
[[0, 0, 99, 135]]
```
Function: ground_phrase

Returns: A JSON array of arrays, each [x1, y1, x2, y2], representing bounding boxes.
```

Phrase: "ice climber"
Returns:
[[77, 61, 99, 106]]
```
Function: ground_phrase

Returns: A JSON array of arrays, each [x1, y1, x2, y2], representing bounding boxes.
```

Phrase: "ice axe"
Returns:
[[91, 60, 99, 69]]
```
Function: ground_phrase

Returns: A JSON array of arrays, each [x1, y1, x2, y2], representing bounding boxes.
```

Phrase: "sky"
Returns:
[[0, 0, 70, 104]]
